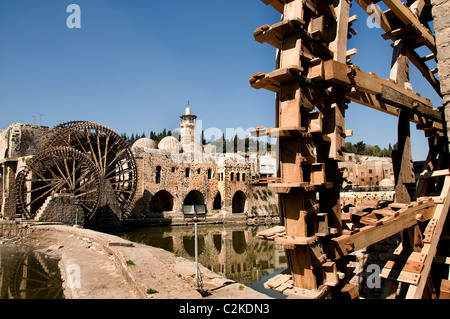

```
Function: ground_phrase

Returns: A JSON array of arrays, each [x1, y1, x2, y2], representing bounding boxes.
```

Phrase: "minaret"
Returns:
[[180, 104, 197, 146]]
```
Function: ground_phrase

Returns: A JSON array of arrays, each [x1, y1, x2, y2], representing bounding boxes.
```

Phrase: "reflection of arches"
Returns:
[[183, 235, 205, 257], [232, 191, 246, 214], [213, 192, 222, 210], [232, 231, 247, 254], [213, 234, 222, 253], [150, 190, 173, 212], [184, 190, 205, 205]]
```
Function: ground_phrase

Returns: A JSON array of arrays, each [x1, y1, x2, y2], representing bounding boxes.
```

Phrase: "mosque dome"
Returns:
[[132, 138, 158, 151], [379, 178, 395, 187], [158, 136, 182, 153], [185, 106, 191, 115]]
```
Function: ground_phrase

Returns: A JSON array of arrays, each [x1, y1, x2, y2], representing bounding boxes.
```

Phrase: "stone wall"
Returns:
[[431, 0, 450, 144], [131, 148, 252, 220]]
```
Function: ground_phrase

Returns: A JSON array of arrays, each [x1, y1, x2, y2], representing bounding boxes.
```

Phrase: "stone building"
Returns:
[[0, 123, 54, 219], [339, 153, 395, 189], [130, 107, 253, 222], [0, 107, 257, 227]]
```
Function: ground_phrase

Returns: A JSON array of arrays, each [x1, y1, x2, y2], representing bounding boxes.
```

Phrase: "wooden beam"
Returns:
[[406, 177, 450, 298], [377, 85, 443, 123], [402, 44, 441, 97], [382, 0, 436, 54], [354, 0, 392, 32], [324, 60, 434, 108], [330, 200, 436, 259], [392, 108, 415, 204], [260, 0, 285, 14]]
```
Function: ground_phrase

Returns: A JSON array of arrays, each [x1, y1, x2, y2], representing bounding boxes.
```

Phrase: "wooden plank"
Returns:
[[256, 225, 286, 240], [260, 0, 284, 14], [325, 61, 435, 109], [393, 108, 415, 204], [383, 260, 424, 274], [284, 285, 330, 299], [324, 59, 351, 85], [382, 0, 436, 54], [310, 163, 326, 185], [407, 176, 450, 298], [439, 279, 450, 299], [330, 200, 436, 258], [254, 19, 305, 48], [328, 0, 350, 63], [416, 169, 450, 180], [377, 85, 443, 123], [323, 261, 339, 286], [380, 267, 421, 285], [274, 235, 318, 248]]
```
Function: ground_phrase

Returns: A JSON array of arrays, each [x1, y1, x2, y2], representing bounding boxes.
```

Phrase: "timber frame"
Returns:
[[250, 0, 449, 299]]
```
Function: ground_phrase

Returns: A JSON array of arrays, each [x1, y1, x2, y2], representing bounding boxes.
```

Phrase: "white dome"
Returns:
[[379, 178, 395, 187], [132, 138, 158, 150], [158, 136, 181, 153], [185, 106, 191, 115]]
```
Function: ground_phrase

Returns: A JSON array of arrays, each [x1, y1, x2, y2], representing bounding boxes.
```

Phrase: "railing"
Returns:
[[250, 177, 281, 185]]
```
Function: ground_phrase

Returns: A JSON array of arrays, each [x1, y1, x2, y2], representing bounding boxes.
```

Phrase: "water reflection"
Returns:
[[117, 224, 287, 298], [0, 246, 64, 299]]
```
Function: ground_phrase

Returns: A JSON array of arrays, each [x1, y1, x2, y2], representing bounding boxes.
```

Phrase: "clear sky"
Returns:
[[0, 1, 442, 161]]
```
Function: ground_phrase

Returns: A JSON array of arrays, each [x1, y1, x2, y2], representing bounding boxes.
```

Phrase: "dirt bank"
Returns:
[[22, 224, 270, 299]]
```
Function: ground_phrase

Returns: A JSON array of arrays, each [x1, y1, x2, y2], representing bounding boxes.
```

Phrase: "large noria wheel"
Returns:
[[47, 121, 138, 215], [16, 146, 102, 221]]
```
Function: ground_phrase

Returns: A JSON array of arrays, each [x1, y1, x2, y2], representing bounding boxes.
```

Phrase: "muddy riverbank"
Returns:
[[7, 224, 271, 299]]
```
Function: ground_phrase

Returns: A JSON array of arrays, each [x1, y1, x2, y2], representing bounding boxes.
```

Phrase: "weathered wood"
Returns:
[[377, 85, 443, 123], [382, 0, 436, 54], [354, 0, 392, 32], [330, 200, 436, 259], [392, 108, 415, 204], [256, 225, 286, 240], [407, 177, 450, 298]]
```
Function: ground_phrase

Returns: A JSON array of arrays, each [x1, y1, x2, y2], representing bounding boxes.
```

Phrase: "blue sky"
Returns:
[[0, 1, 442, 161]]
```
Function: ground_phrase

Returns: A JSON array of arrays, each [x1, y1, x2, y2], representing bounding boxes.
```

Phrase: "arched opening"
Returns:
[[232, 191, 246, 214], [184, 190, 205, 205], [183, 235, 205, 257], [149, 190, 173, 213], [232, 231, 247, 254], [155, 166, 161, 184], [213, 234, 222, 253], [213, 192, 222, 210]]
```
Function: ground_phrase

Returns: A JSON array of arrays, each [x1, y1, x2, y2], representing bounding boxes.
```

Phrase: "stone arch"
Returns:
[[232, 231, 247, 254], [213, 192, 222, 210], [184, 190, 205, 205], [183, 235, 205, 257], [149, 190, 173, 213], [232, 190, 246, 214]]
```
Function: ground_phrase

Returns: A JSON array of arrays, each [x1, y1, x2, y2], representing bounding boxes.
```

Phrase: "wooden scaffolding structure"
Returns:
[[250, 0, 449, 299]]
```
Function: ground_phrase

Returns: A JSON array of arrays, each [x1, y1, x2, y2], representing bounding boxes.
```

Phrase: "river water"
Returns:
[[0, 245, 64, 299], [115, 224, 287, 299]]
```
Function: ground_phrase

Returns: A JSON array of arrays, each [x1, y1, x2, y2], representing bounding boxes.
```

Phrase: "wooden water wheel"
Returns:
[[46, 121, 138, 215], [16, 146, 101, 221]]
